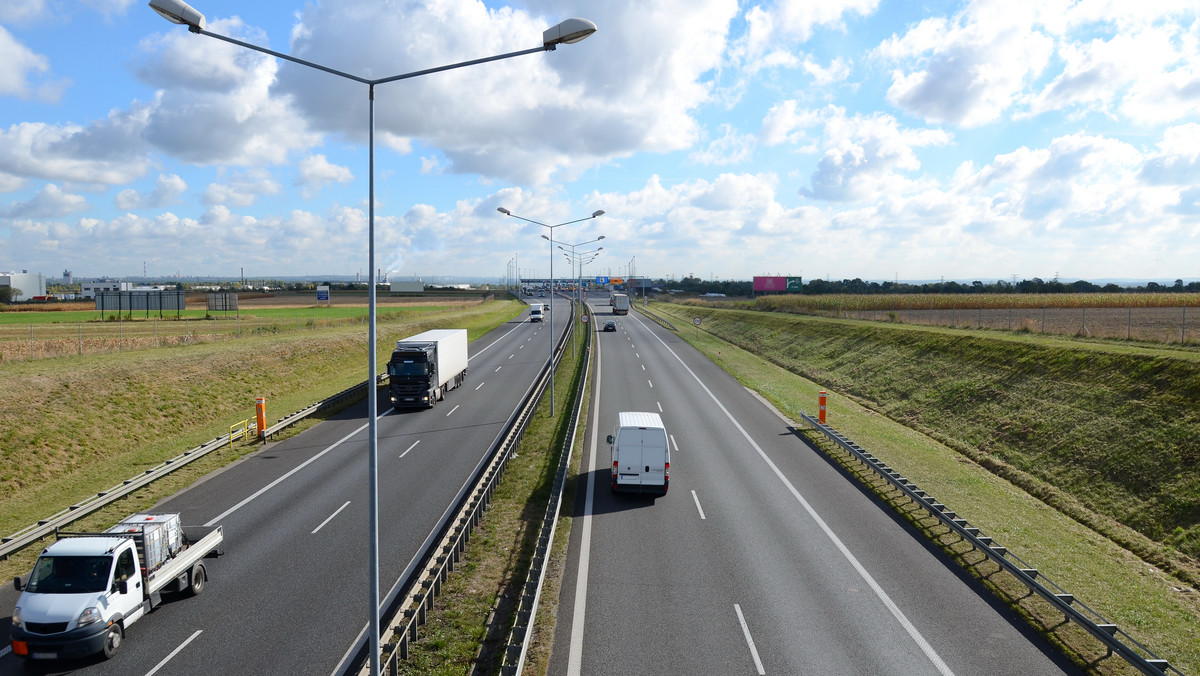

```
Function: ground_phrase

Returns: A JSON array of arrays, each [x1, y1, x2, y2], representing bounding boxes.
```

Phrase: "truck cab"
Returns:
[[529, 303, 544, 322], [11, 536, 150, 660]]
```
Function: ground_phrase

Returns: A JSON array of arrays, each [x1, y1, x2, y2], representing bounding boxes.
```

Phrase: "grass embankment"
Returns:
[[0, 299, 523, 546], [650, 301, 1200, 673]]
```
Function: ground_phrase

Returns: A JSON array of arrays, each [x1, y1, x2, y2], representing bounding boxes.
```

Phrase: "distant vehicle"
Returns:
[[611, 293, 630, 315], [11, 512, 223, 662], [702, 292, 726, 297], [602, 320, 617, 332], [607, 412, 669, 495], [387, 329, 468, 408], [529, 303, 544, 323], [538, 291, 546, 297]]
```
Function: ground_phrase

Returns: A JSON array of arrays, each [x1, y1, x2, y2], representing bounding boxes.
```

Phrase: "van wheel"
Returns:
[[102, 624, 123, 659], [187, 564, 206, 597]]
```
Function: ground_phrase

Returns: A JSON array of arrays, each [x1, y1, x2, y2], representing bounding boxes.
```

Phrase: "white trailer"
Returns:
[[612, 293, 630, 315], [11, 513, 223, 661], [387, 328, 469, 408]]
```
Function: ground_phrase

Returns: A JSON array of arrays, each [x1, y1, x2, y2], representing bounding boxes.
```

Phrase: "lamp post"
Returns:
[[496, 207, 603, 414], [148, 3, 596, 674], [558, 236, 604, 356]]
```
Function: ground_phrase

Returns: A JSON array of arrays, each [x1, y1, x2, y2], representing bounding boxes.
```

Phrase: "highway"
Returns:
[[0, 295, 570, 675], [547, 295, 1080, 675]]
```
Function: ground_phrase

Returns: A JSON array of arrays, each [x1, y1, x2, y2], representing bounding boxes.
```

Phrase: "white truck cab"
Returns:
[[607, 411, 670, 495], [11, 514, 222, 661]]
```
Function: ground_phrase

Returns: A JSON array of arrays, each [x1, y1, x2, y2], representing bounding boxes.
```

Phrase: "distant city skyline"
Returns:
[[2, 1, 1198, 282]]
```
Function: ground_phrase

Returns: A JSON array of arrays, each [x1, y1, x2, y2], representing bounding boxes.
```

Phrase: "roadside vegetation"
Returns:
[[648, 299, 1200, 673], [0, 298, 523, 550]]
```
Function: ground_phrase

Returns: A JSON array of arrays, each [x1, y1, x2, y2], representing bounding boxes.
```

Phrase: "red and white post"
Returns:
[[818, 391, 827, 424]]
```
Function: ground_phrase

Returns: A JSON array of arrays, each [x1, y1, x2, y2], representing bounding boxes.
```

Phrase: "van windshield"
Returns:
[[26, 555, 112, 594]]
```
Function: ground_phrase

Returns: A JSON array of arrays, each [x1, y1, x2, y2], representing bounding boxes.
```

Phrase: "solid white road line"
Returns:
[[144, 629, 203, 676], [691, 490, 707, 520], [734, 605, 766, 675], [445, 404, 460, 417], [399, 440, 420, 458], [566, 325, 604, 676], [312, 501, 351, 534], [631, 311, 955, 676]]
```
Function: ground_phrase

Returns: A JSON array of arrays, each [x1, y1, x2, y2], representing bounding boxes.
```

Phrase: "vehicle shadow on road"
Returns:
[[572, 469, 662, 517]]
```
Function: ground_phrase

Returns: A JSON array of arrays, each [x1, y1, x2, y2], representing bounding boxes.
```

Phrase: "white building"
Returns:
[[81, 280, 124, 299], [0, 271, 47, 302]]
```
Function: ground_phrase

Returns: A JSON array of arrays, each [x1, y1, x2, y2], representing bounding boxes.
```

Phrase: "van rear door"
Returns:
[[616, 427, 668, 492]]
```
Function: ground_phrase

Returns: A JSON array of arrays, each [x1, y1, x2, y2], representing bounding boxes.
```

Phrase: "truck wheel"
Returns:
[[187, 564, 206, 597], [102, 624, 123, 659]]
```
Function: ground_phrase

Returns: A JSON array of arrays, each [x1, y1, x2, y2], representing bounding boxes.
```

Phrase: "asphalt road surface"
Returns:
[[1, 296, 570, 675], [547, 299, 1080, 675]]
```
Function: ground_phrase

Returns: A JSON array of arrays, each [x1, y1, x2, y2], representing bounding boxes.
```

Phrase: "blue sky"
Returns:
[[1, 0, 1198, 283]]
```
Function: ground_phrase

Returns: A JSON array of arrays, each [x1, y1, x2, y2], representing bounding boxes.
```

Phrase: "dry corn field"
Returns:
[[751, 293, 1200, 344]]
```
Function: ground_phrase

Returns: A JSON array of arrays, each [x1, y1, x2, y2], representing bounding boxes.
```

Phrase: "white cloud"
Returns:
[[876, 3, 1054, 127], [0, 109, 153, 186], [760, 99, 822, 147], [114, 174, 187, 210], [690, 124, 756, 166], [731, 0, 878, 74], [0, 0, 47, 25], [0, 183, 89, 218], [273, 0, 736, 185], [295, 155, 353, 199], [0, 23, 67, 102], [203, 170, 282, 208], [798, 106, 953, 202]]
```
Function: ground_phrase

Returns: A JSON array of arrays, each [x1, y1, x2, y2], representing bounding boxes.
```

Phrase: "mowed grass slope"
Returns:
[[0, 299, 523, 538], [654, 302, 1200, 576]]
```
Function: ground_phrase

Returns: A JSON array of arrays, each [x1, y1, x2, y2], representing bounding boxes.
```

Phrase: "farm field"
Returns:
[[701, 292, 1200, 345], [0, 291, 495, 361]]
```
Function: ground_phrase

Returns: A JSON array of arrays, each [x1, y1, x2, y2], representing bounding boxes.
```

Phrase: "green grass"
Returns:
[[646, 301, 1200, 674], [0, 299, 524, 543]]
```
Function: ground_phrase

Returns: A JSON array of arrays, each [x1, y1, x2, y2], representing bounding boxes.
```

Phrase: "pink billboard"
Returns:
[[754, 276, 786, 291]]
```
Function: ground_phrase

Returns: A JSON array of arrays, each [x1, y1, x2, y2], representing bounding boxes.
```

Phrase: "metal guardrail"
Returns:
[[798, 413, 1178, 676], [499, 303, 592, 675], [633, 302, 677, 330], [355, 301, 578, 675], [0, 375, 377, 562]]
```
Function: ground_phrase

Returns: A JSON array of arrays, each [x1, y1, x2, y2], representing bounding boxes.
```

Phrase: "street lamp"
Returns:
[[559, 243, 603, 357], [148, 3, 596, 674], [497, 207, 603, 414]]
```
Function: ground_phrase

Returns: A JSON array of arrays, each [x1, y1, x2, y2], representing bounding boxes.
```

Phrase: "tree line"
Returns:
[[657, 275, 1200, 297]]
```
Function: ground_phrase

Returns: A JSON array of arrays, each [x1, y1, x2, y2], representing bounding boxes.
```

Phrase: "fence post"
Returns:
[[819, 391, 827, 424], [256, 397, 267, 440]]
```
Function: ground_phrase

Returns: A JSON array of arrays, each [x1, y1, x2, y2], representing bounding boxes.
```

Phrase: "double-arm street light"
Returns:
[[496, 207, 603, 414], [558, 236, 605, 356], [149, 2, 596, 673]]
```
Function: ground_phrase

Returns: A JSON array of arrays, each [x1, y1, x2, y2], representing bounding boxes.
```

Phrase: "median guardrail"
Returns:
[[350, 299, 578, 675], [798, 413, 1178, 676], [499, 302, 592, 675], [633, 302, 677, 330]]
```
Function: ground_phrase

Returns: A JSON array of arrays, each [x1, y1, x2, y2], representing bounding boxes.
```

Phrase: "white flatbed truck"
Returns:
[[10, 513, 223, 661]]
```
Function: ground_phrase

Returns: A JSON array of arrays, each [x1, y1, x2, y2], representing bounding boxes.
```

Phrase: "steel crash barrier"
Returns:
[[798, 413, 1178, 676], [350, 299, 578, 675]]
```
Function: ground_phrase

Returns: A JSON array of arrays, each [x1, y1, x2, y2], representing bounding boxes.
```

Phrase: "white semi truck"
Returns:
[[611, 293, 630, 315], [387, 329, 469, 408], [10, 513, 223, 661]]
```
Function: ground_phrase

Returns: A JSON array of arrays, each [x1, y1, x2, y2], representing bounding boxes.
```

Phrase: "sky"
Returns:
[[1, 0, 1198, 284]]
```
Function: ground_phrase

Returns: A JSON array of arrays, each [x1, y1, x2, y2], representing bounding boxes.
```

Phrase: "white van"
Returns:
[[529, 303, 544, 322], [607, 411, 669, 495]]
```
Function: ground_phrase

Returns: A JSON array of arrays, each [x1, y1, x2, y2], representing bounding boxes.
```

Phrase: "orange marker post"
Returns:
[[818, 391, 827, 424], [255, 397, 267, 440]]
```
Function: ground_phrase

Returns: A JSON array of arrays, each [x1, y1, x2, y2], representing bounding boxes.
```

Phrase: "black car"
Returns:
[[602, 320, 617, 332]]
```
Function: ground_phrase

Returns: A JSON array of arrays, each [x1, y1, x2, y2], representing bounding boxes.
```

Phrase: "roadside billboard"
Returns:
[[754, 276, 802, 292]]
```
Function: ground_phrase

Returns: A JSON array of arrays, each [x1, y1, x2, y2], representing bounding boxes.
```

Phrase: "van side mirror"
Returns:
[[606, 434, 614, 444], [13, 576, 23, 592], [117, 580, 128, 595]]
